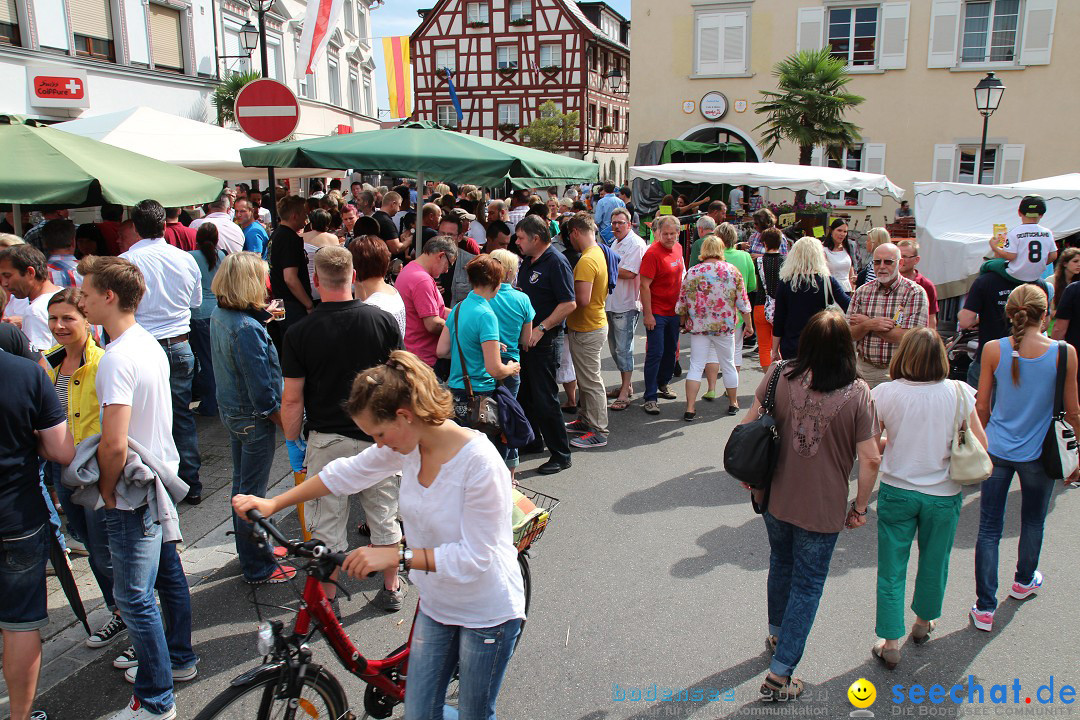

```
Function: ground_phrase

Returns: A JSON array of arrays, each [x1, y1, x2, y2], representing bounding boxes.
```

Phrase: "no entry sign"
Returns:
[[234, 79, 300, 144]]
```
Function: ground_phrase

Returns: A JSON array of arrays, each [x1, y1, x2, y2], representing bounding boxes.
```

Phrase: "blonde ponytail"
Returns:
[[347, 350, 453, 425], [1004, 284, 1049, 386]]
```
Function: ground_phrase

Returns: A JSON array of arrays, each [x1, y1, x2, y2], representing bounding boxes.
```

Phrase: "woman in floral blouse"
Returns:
[[677, 234, 754, 420]]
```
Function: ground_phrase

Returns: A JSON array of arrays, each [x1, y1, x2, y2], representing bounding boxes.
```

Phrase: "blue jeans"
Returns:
[[57, 481, 115, 611], [222, 413, 279, 581], [606, 310, 640, 374], [105, 507, 196, 714], [643, 315, 680, 402], [763, 512, 839, 678], [498, 373, 521, 469], [164, 340, 202, 495], [189, 318, 217, 416], [974, 456, 1056, 612], [0, 523, 49, 631], [405, 610, 522, 720]]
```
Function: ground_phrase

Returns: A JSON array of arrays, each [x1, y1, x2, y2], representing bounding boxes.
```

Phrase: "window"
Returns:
[[466, 2, 488, 24], [357, 4, 369, 41], [266, 38, 284, 80], [437, 104, 458, 128], [509, 0, 528, 22], [1, 0, 21, 46], [613, 108, 620, 132], [344, 0, 354, 34], [348, 70, 360, 112], [363, 76, 373, 114], [224, 24, 250, 73], [825, 145, 864, 204], [695, 10, 749, 75], [149, 4, 183, 71], [435, 47, 455, 72], [957, 145, 997, 184], [295, 42, 314, 98], [828, 6, 878, 66], [496, 45, 518, 69], [498, 104, 519, 126], [328, 57, 341, 106], [70, 0, 115, 61], [600, 106, 608, 128], [539, 43, 559, 67], [539, 101, 561, 117], [587, 103, 596, 127], [961, 0, 1020, 63]]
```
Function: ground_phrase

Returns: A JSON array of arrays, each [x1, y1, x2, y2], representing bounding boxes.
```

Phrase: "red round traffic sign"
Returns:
[[234, 78, 300, 144]]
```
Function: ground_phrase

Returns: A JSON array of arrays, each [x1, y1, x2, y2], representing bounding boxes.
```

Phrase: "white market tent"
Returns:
[[915, 174, 1080, 297], [629, 161, 905, 202], [53, 106, 330, 182]]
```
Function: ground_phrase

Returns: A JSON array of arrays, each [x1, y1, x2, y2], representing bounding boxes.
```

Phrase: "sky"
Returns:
[[368, 0, 632, 119]]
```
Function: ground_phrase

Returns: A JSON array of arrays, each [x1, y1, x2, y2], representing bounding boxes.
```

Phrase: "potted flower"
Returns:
[[467, 20, 489, 28], [540, 64, 561, 74], [498, 123, 519, 134], [508, 16, 532, 26], [497, 65, 518, 77]]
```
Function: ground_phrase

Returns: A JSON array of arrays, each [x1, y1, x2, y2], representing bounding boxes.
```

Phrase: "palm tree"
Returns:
[[212, 70, 263, 127], [754, 48, 865, 200]]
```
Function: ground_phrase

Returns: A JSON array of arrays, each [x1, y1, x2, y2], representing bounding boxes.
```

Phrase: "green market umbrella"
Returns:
[[1, 114, 224, 213], [240, 120, 600, 189]]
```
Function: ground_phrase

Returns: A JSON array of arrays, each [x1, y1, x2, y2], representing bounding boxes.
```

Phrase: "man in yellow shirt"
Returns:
[[565, 213, 610, 449]]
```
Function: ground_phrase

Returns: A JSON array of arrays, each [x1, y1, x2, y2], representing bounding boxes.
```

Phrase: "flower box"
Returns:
[[508, 17, 532, 26], [498, 123, 519, 134]]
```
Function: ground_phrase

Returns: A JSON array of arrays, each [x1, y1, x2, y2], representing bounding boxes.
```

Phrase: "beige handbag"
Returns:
[[948, 380, 992, 485]]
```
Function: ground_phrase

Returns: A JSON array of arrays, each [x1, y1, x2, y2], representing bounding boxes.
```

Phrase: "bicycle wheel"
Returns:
[[519, 551, 532, 616], [193, 666, 346, 720]]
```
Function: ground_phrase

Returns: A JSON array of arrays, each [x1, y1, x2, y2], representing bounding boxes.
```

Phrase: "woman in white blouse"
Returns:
[[869, 328, 987, 669], [233, 350, 524, 720]]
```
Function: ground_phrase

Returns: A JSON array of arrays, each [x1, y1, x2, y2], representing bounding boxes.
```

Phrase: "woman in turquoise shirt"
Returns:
[[189, 223, 226, 417], [436, 255, 521, 425]]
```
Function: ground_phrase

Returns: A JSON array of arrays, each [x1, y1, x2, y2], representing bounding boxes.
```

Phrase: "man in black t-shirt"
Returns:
[[1052, 281, 1080, 382], [269, 195, 314, 344], [372, 191, 407, 258], [280, 247, 405, 612], [0, 350, 74, 720], [959, 272, 1050, 387]]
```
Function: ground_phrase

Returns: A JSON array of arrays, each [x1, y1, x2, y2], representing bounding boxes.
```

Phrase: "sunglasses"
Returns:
[[873, 259, 896, 266]]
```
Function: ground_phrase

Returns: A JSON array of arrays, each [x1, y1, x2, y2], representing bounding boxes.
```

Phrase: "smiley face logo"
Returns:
[[848, 678, 876, 708]]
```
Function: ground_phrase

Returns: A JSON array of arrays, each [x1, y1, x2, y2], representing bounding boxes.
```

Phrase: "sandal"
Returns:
[[683, 411, 696, 421], [726, 405, 740, 416], [759, 674, 804, 702], [609, 398, 630, 411], [911, 619, 936, 645], [872, 640, 901, 670], [657, 386, 677, 400], [607, 388, 631, 399]]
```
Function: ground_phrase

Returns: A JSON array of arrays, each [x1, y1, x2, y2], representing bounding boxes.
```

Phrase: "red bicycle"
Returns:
[[194, 486, 557, 720]]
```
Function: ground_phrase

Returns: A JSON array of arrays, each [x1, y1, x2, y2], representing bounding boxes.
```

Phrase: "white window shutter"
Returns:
[[1019, 0, 1056, 66], [926, 0, 961, 68], [860, 144, 886, 207], [696, 13, 723, 75], [933, 144, 957, 182], [796, 7, 825, 53], [806, 146, 825, 202], [1000, 145, 1025, 184], [878, 2, 909, 70], [721, 12, 748, 74]]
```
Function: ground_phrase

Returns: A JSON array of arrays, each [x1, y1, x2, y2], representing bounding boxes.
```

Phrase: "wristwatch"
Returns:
[[398, 547, 413, 572], [537, 323, 547, 333]]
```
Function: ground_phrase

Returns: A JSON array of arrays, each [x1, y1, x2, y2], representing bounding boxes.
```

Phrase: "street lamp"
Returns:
[[605, 69, 628, 94], [973, 72, 1005, 184], [239, 20, 259, 53]]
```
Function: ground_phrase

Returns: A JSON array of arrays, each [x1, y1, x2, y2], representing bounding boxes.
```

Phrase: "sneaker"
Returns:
[[643, 401, 660, 415], [570, 432, 608, 449], [272, 545, 288, 559], [124, 665, 197, 684], [564, 418, 591, 434], [107, 696, 176, 720], [1010, 570, 1044, 600], [86, 614, 126, 648], [30, 712, 48, 720], [702, 391, 717, 402], [371, 575, 408, 612], [970, 605, 994, 632], [113, 645, 138, 669], [245, 565, 297, 585], [657, 386, 677, 400]]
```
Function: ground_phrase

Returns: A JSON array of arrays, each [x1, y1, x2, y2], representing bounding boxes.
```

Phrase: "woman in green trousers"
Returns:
[[869, 328, 988, 668]]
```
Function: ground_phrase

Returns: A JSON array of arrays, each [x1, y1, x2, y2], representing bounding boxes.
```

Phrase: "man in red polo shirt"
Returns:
[[897, 239, 938, 329]]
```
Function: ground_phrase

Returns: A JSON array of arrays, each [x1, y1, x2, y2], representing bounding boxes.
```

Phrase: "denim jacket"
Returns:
[[210, 306, 282, 419]]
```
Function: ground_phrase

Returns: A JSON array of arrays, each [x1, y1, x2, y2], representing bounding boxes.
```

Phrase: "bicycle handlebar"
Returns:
[[246, 509, 364, 575]]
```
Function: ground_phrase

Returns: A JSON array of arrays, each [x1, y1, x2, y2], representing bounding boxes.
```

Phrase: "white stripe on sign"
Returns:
[[237, 105, 298, 117]]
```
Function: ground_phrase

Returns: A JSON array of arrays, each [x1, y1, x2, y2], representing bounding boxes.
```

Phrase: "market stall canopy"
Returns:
[[630, 161, 905, 201], [915, 174, 1080, 297], [0, 114, 223, 208], [240, 120, 600, 187], [53, 107, 331, 181]]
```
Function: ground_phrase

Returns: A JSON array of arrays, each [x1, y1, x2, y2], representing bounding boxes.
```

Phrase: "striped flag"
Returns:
[[383, 36, 413, 119], [296, 0, 344, 78]]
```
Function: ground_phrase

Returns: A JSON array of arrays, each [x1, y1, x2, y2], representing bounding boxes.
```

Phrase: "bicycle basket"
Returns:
[[512, 485, 560, 552]]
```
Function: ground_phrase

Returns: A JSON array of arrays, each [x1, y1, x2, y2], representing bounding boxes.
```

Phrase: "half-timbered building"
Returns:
[[411, 0, 630, 184]]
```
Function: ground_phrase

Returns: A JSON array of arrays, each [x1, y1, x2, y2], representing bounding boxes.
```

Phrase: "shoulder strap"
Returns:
[[823, 275, 834, 306], [1054, 341, 1067, 416], [951, 379, 968, 433], [763, 360, 787, 414], [452, 309, 474, 399]]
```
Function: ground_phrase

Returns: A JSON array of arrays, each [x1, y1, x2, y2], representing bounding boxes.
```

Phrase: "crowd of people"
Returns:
[[0, 177, 1077, 719]]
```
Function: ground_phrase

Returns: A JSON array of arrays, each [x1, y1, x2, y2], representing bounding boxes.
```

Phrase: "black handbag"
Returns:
[[453, 309, 502, 437], [723, 360, 787, 514], [1042, 342, 1079, 479]]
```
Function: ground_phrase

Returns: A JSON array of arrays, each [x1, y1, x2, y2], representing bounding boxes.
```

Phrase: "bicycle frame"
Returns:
[[292, 573, 414, 703]]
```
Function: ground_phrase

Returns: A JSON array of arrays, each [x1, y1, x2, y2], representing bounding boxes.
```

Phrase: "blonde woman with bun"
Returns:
[[234, 350, 525, 720], [859, 227, 891, 286], [971, 284, 1080, 633]]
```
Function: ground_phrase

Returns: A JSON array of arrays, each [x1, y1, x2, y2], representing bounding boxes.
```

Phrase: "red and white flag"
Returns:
[[295, 0, 344, 79]]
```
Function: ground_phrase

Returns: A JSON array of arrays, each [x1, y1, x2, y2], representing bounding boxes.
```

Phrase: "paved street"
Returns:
[[8, 333, 1080, 719]]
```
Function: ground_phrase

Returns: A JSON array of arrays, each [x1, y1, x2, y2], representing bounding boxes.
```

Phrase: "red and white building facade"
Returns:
[[411, 0, 630, 185]]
